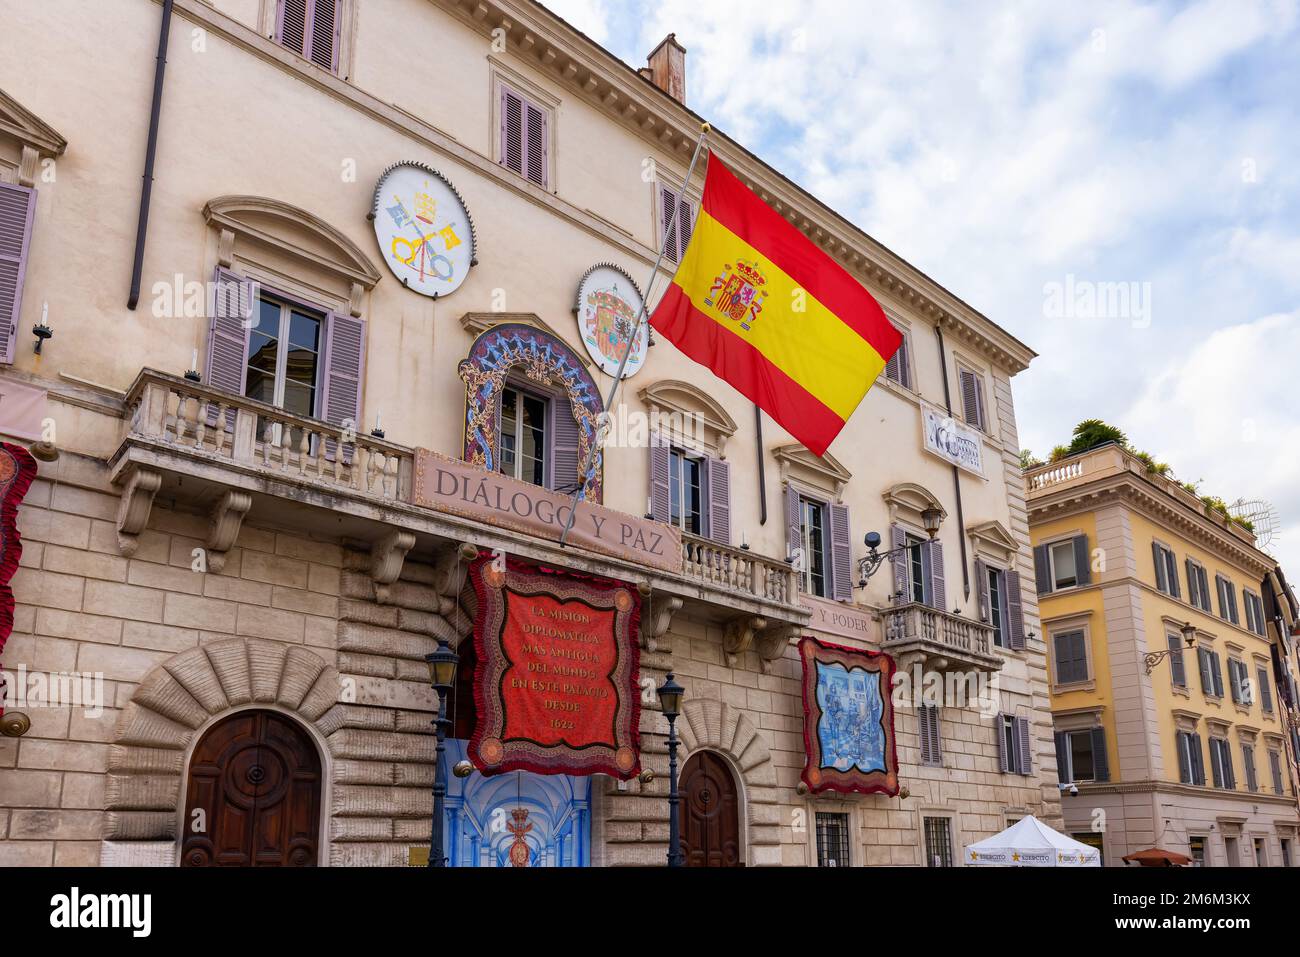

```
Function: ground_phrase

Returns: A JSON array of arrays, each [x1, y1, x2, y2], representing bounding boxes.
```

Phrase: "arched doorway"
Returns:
[[181, 709, 322, 866], [681, 750, 742, 867]]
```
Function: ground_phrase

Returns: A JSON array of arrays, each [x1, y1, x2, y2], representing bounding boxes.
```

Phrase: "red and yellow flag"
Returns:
[[650, 156, 901, 457]]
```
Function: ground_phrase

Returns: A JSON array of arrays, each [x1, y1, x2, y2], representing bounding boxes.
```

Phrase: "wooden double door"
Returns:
[[681, 750, 742, 867], [181, 710, 322, 866]]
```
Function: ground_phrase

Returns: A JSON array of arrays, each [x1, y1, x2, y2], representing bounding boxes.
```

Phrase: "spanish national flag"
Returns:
[[650, 156, 902, 457]]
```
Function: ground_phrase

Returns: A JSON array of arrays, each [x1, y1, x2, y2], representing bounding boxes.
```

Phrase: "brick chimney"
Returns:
[[645, 33, 686, 105]]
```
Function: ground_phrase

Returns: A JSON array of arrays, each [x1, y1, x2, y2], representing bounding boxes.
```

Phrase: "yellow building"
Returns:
[[1027, 442, 1300, 866]]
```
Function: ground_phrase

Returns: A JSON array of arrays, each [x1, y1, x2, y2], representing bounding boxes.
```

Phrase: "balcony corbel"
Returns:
[[723, 615, 767, 666], [205, 490, 251, 573], [639, 587, 682, 653], [115, 468, 161, 557], [756, 623, 798, 674], [370, 529, 416, 603]]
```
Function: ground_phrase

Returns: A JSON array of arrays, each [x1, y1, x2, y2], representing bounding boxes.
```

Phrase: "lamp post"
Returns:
[[425, 638, 459, 868], [1143, 622, 1198, 675], [657, 672, 685, 868]]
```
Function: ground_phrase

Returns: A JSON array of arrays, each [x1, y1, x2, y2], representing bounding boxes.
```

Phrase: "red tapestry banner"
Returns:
[[468, 553, 642, 779], [0, 442, 38, 717], [799, 636, 899, 796]]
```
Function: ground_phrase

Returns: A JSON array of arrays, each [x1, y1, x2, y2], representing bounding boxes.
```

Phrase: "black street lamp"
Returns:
[[657, 671, 686, 868], [1143, 622, 1198, 675], [425, 638, 459, 868]]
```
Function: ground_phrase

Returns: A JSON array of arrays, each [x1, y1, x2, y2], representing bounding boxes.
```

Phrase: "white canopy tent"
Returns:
[[964, 815, 1101, 867]]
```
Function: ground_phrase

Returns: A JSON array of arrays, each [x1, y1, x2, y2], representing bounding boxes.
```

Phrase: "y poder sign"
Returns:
[[413, 450, 682, 574], [468, 553, 642, 779]]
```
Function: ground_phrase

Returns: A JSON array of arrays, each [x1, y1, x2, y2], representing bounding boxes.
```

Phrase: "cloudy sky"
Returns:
[[546, 0, 1300, 571]]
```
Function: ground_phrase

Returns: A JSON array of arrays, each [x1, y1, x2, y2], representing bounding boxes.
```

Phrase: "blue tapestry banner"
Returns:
[[799, 636, 899, 796]]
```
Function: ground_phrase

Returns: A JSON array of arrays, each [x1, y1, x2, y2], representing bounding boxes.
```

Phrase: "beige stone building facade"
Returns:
[[0, 0, 1058, 867], [1028, 444, 1300, 866]]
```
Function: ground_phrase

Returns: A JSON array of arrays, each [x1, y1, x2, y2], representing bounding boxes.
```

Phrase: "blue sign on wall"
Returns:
[[440, 739, 592, 867]]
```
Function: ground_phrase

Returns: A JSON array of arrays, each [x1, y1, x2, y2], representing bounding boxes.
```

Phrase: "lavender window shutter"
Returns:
[[899, 333, 912, 389], [891, 524, 908, 599], [307, 0, 339, 71], [549, 397, 581, 495], [785, 484, 801, 562], [829, 503, 851, 602], [524, 100, 547, 187], [706, 456, 731, 545], [205, 267, 252, 398], [321, 310, 365, 439], [927, 539, 946, 611], [677, 195, 694, 256], [649, 434, 671, 523], [660, 186, 681, 263], [1033, 544, 1051, 595], [502, 89, 523, 176], [1006, 569, 1026, 650], [0, 182, 37, 365], [960, 369, 978, 425], [974, 558, 989, 621], [277, 0, 308, 56], [1015, 717, 1032, 775]]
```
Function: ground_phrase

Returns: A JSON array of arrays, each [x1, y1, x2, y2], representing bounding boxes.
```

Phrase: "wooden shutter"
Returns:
[[1006, 570, 1025, 650], [925, 539, 946, 611], [277, 0, 338, 72], [1197, 648, 1213, 695], [660, 184, 682, 263], [884, 326, 910, 388], [205, 268, 253, 398], [1167, 549, 1181, 599], [1054, 633, 1072, 683], [523, 99, 547, 187], [1054, 731, 1069, 783], [1072, 535, 1091, 586], [1177, 732, 1192, 784], [1167, 633, 1186, 686], [996, 714, 1010, 773], [1271, 751, 1284, 794], [0, 182, 36, 365], [974, 558, 989, 622], [920, 706, 941, 766], [959, 368, 978, 426], [785, 484, 801, 562], [1216, 575, 1227, 620], [277, 0, 308, 56], [1033, 544, 1051, 595], [828, 503, 851, 602], [1191, 735, 1204, 786], [890, 524, 908, 600], [706, 456, 731, 545], [1090, 726, 1109, 782], [1015, 717, 1032, 775], [1244, 745, 1257, 792], [649, 434, 671, 524], [1211, 652, 1224, 697], [1222, 740, 1235, 789], [501, 87, 524, 177], [549, 397, 581, 495], [320, 310, 365, 433], [1259, 667, 1273, 712]]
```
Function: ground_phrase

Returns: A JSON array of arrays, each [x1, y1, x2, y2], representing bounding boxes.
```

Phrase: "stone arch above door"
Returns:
[[458, 322, 604, 502], [675, 698, 782, 865], [103, 638, 340, 856]]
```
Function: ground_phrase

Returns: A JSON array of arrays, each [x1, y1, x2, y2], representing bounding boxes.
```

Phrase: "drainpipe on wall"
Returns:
[[127, 0, 174, 310], [934, 324, 970, 601]]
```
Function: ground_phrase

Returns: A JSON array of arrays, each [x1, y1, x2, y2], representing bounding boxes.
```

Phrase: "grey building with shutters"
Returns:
[[1029, 442, 1300, 866]]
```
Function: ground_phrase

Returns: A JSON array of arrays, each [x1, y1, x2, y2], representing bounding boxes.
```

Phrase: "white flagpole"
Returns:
[[558, 121, 711, 546]]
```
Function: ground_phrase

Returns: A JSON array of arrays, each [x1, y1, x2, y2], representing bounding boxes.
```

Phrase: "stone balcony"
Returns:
[[108, 370, 809, 653], [881, 601, 1001, 673]]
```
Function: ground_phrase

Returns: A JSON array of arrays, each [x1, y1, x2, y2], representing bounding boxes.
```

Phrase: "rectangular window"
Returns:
[[1244, 591, 1266, 636], [883, 325, 911, 388], [1216, 574, 1240, 625], [1198, 648, 1224, 698], [1152, 542, 1180, 597], [815, 812, 850, 867], [499, 84, 549, 188], [957, 366, 986, 431], [999, 714, 1032, 775], [1282, 838, 1292, 868], [1189, 835, 1206, 866], [800, 497, 827, 598], [498, 386, 548, 487], [988, 566, 1005, 648], [1209, 737, 1235, 790], [1177, 731, 1206, 786], [1068, 730, 1096, 782], [658, 181, 694, 264], [1167, 633, 1187, 688], [246, 293, 323, 440], [1228, 658, 1247, 705], [276, 0, 340, 73], [1049, 540, 1078, 590], [1186, 560, 1211, 612], [1270, 750, 1285, 794], [1053, 630, 1089, 685], [923, 817, 953, 867], [1243, 744, 1258, 792], [669, 448, 703, 535]]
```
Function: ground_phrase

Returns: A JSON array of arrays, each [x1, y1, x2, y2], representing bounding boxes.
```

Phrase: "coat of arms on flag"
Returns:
[[705, 259, 768, 330]]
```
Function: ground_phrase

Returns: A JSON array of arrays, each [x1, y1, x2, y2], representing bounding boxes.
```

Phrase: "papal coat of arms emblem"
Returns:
[[704, 259, 769, 331]]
